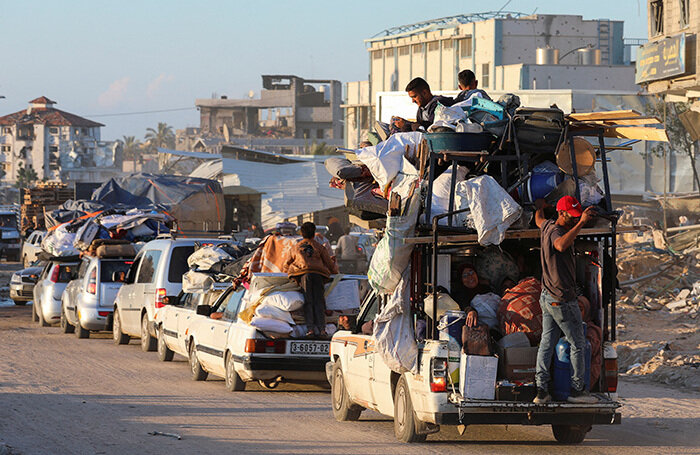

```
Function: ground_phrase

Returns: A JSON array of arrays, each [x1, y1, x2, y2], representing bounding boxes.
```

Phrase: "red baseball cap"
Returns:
[[556, 195, 583, 217]]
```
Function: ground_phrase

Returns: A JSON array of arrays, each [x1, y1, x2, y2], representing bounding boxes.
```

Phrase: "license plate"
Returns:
[[290, 341, 329, 355]]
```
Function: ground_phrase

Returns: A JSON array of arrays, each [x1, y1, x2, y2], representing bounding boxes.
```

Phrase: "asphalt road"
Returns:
[[0, 294, 699, 454]]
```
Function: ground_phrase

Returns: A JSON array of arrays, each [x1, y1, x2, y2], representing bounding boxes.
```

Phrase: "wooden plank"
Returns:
[[405, 226, 640, 245], [572, 117, 661, 126], [567, 110, 642, 121], [604, 127, 669, 142]]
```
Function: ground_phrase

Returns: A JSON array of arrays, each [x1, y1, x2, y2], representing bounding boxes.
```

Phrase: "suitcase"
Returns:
[[513, 107, 564, 153], [495, 382, 537, 402]]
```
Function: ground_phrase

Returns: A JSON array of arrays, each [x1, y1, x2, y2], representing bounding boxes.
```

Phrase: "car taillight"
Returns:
[[604, 342, 618, 393], [98, 311, 110, 317], [49, 266, 60, 283], [87, 269, 96, 294], [430, 358, 448, 392], [244, 339, 286, 354], [155, 288, 167, 308]]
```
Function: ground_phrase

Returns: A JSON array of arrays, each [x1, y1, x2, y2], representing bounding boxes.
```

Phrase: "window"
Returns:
[[680, 0, 690, 28], [481, 63, 490, 89], [371, 50, 382, 60], [125, 255, 141, 284], [458, 37, 473, 58], [384, 48, 394, 58], [650, 0, 664, 36], [2, 127, 10, 134], [398, 46, 409, 56], [49, 127, 59, 135], [56, 264, 79, 283], [428, 41, 439, 52], [355, 294, 380, 333], [412, 44, 423, 54], [78, 259, 90, 279], [222, 288, 246, 321], [136, 250, 162, 284], [100, 260, 133, 283], [180, 293, 195, 309], [0, 146, 10, 152], [167, 246, 195, 283], [316, 129, 324, 139], [442, 39, 453, 50]]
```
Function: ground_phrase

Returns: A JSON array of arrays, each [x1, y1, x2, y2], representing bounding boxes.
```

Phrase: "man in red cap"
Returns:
[[533, 196, 597, 404]]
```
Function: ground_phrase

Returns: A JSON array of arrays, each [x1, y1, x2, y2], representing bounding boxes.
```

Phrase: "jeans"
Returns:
[[535, 288, 586, 392], [298, 273, 327, 334]]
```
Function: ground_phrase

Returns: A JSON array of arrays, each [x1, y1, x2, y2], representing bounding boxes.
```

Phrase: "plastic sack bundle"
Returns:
[[41, 225, 79, 257], [325, 279, 361, 311], [367, 159, 421, 294], [261, 291, 304, 312], [428, 102, 468, 132], [249, 317, 293, 335], [255, 304, 295, 325], [430, 164, 469, 225], [470, 292, 501, 329], [182, 270, 215, 293], [373, 266, 418, 374], [187, 246, 233, 271], [455, 175, 522, 246], [356, 131, 423, 191]]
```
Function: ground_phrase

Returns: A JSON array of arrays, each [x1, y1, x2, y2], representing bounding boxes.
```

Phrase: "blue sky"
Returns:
[[0, 0, 649, 140]]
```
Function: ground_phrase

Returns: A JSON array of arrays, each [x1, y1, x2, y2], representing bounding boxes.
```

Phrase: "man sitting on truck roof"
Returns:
[[533, 196, 598, 404], [392, 77, 455, 131], [453, 69, 491, 105], [284, 222, 339, 339]]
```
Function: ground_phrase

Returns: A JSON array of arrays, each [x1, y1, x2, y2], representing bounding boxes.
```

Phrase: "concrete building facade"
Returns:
[[0, 97, 121, 183]]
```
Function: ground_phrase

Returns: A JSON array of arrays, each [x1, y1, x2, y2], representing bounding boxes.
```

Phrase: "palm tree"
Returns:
[[144, 122, 175, 152], [120, 135, 142, 161], [15, 163, 38, 189]]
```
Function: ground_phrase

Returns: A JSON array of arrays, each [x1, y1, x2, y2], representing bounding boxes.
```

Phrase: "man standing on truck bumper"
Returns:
[[534, 196, 598, 404]]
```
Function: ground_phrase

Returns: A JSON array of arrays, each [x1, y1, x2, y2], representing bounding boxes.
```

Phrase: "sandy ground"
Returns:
[[0, 300, 699, 454]]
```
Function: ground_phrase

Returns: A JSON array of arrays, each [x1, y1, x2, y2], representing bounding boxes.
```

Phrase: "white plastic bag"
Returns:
[[469, 292, 501, 329], [187, 246, 233, 270], [262, 291, 304, 312], [430, 164, 468, 224], [249, 317, 293, 334], [428, 103, 467, 132], [255, 304, 295, 325], [356, 131, 424, 191], [182, 270, 214, 293], [41, 226, 78, 257], [325, 280, 361, 311]]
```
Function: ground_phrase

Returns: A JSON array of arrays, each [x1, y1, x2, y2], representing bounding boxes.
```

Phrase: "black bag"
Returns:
[[513, 107, 564, 153]]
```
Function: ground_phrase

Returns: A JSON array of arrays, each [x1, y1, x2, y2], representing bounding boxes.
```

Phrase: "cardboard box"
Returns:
[[459, 354, 498, 400], [499, 346, 539, 381]]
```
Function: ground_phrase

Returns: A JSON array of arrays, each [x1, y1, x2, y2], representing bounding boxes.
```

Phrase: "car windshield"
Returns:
[[100, 260, 134, 283], [0, 214, 17, 228]]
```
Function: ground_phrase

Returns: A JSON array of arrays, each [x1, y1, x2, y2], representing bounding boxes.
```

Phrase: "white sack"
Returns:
[[41, 226, 78, 257], [368, 159, 421, 294], [182, 270, 214, 293], [325, 280, 361, 311], [428, 103, 468, 132], [456, 175, 522, 246], [187, 246, 233, 270], [249, 317, 293, 334], [373, 266, 418, 374], [430, 164, 468, 225], [262, 291, 304, 312], [255, 304, 295, 325], [470, 292, 501, 329], [356, 131, 423, 190]]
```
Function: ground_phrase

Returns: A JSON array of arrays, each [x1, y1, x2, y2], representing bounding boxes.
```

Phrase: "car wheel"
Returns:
[[112, 309, 130, 345], [140, 313, 157, 352], [31, 302, 38, 322], [157, 326, 174, 362], [60, 308, 75, 334], [188, 341, 208, 381], [75, 321, 89, 339], [37, 303, 50, 327], [13, 300, 27, 306], [552, 424, 589, 444], [225, 351, 246, 391], [331, 360, 362, 421], [394, 376, 427, 443]]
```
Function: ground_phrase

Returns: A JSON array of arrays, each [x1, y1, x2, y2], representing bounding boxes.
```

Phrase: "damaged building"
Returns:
[[0, 97, 122, 183], [194, 75, 344, 155]]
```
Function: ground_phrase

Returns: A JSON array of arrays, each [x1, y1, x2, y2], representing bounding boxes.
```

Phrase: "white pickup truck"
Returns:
[[329, 290, 621, 444]]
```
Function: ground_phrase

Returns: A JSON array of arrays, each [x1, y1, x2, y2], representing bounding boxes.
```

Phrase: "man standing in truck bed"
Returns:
[[534, 196, 598, 404]]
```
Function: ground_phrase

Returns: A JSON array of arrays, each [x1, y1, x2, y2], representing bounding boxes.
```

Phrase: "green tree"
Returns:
[[144, 122, 175, 152], [308, 141, 336, 155], [15, 163, 38, 189], [120, 135, 142, 161]]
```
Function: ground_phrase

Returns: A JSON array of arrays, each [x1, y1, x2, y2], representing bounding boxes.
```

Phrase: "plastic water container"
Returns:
[[521, 172, 564, 203], [552, 323, 591, 401], [438, 310, 466, 384]]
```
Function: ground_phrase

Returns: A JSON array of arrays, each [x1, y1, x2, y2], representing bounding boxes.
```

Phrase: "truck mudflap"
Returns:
[[440, 393, 622, 426]]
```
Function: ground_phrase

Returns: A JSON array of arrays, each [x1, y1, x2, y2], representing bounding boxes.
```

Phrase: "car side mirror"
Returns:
[[196, 305, 212, 317]]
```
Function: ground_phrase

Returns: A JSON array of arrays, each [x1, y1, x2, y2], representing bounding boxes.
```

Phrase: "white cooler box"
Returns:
[[459, 354, 498, 400]]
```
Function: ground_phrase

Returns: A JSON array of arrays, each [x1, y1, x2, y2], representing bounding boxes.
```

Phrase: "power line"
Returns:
[[86, 107, 196, 117]]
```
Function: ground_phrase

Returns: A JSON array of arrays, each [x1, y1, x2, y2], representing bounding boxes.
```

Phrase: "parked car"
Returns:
[[22, 230, 45, 267], [32, 259, 80, 326], [154, 284, 231, 361], [112, 238, 225, 351], [0, 209, 22, 262], [9, 262, 43, 305], [61, 250, 135, 338]]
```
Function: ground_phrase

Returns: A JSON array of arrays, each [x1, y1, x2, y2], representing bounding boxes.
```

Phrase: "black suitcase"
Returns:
[[513, 107, 564, 153]]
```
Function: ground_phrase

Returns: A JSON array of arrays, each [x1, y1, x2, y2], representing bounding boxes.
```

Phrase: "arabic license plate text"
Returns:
[[290, 341, 329, 355]]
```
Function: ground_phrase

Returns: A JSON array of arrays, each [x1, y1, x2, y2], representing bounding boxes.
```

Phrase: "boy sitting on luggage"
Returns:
[[284, 222, 339, 339]]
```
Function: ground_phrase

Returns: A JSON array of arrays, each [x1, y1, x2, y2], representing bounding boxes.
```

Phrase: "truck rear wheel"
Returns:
[[331, 361, 362, 421], [394, 376, 427, 443], [552, 424, 590, 444]]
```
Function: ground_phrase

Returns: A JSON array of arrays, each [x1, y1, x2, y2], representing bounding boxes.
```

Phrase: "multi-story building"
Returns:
[[0, 97, 121, 183], [345, 12, 642, 147]]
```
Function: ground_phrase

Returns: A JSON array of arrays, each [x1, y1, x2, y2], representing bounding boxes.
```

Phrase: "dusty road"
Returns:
[[1, 304, 699, 454]]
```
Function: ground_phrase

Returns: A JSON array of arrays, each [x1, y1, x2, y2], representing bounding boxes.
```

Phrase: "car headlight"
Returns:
[[10, 274, 21, 284]]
